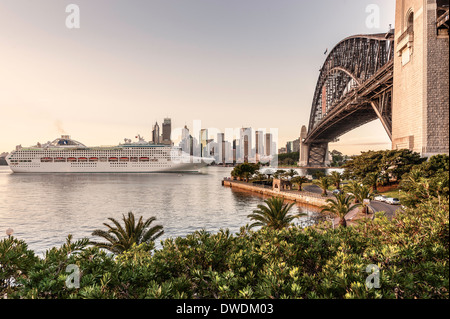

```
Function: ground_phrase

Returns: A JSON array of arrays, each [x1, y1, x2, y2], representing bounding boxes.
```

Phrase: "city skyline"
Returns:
[[0, 0, 395, 155]]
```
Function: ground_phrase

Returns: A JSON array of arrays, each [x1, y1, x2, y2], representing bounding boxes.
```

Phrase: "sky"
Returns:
[[0, 0, 395, 156]]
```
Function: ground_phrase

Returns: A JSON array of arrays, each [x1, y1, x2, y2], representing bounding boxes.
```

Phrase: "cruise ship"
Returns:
[[6, 135, 213, 173]]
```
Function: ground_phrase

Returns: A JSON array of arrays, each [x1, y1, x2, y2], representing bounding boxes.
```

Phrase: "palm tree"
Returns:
[[354, 184, 373, 204], [91, 211, 164, 254], [286, 169, 299, 179], [329, 171, 343, 190], [291, 176, 309, 192], [364, 172, 380, 192], [313, 176, 330, 196], [273, 170, 286, 179], [253, 172, 267, 182], [320, 193, 360, 228], [344, 180, 362, 203], [247, 197, 305, 230]]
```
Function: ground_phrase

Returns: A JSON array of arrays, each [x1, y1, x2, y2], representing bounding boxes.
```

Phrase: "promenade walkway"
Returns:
[[222, 179, 400, 227]]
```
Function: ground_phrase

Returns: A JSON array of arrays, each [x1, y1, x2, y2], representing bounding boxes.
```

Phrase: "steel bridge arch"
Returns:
[[303, 32, 395, 166]]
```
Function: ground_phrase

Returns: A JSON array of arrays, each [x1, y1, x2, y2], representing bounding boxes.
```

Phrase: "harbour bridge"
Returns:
[[302, 32, 395, 166], [301, 0, 450, 167]]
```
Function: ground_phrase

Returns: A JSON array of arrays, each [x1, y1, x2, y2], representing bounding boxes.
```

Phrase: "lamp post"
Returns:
[[6, 228, 14, 238]]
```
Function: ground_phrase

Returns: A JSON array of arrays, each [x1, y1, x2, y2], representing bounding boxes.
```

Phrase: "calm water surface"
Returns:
[[0, 166, 324, 256]]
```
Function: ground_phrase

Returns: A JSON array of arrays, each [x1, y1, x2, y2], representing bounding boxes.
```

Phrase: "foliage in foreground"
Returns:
[[1, 201, 448, 299], [90, 211, 164, 255]]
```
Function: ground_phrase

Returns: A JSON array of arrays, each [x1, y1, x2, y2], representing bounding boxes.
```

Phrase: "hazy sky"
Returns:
[[0, 0, 395, 155]]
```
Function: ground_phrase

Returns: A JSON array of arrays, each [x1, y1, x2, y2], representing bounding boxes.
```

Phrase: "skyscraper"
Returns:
[[162, 118, 172, 145], [200, 129, 208, 157], [265, 133, 272, 156], [255, 130, 264, 162], [239, 128, 252, 163], [152, 121, 160, 144], [217, 133, 226, 165]]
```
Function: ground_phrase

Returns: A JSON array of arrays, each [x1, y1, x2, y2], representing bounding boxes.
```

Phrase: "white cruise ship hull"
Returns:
[[7, 160, 208, 173], [6, 135, 213, 174]]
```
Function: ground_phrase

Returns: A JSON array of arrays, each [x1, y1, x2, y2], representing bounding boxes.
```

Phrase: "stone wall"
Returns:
[[425, 0, 449, 155], [393, 0, 449, 157], [222, 180, 328, 208]]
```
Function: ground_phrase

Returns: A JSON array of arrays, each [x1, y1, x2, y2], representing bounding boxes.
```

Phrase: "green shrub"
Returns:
[[2, 201, 448, 299]]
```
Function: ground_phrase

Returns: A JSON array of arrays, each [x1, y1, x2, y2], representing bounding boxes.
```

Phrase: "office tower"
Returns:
[[240, 128, 252, 163], [265, 133, 272, 156], [217, 133, 226, 165], [200, 129, 208, 157], [255, 130, 264, 162], [152, 121, 160, 144], [162, 118, 172, 145]]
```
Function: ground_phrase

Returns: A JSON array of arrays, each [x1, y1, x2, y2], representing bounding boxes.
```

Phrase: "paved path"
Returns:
[[303, 184, 328, 195], [369, 200, 402, 219]]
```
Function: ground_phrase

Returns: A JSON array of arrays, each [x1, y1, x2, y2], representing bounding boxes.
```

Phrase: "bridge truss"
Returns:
[[304, 33, 395, 166]]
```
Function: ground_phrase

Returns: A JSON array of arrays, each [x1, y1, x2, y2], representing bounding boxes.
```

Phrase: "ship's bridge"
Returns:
[[49, 135, 86, 148]]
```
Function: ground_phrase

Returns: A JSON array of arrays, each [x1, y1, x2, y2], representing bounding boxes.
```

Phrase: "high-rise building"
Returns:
[[265, 133, 272, 156], [152, 122, 160, 144], [255, 130, 264, 162], [239, 128, 252, 163], [200, 129, 208, 157], [179, 125, 193, 155], [217, 133, 226, 165], [233, 139, 237, 164], [162, 118, 172, 145]]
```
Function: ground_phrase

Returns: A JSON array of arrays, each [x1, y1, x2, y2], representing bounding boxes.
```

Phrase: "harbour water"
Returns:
[[0, 166, 327, 256]]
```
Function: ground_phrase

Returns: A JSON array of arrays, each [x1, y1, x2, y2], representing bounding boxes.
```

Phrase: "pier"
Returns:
[[222, 178, 330, 208]]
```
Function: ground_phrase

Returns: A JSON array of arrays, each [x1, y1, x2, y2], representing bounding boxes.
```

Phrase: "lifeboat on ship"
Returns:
[[78, 157, 88, 162], [89, 157, 99, 162], [139, 157, 150, 162], [54, 157, 66, 162], [119, 157, 129, 162], [67, 157, 77, 162], [40, 157, 53, 162], [108, 157, 118, 162]]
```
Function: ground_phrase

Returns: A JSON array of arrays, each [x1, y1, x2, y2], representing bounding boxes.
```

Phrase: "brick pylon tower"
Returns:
[[392, 0, 449, 157]]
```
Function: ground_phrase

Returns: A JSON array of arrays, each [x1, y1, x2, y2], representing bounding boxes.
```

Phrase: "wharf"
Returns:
[[222, 179, 330, 208], [222, 179, 376, 226]]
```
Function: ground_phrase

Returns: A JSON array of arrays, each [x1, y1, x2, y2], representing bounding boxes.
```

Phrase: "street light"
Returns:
[[6, 228, 14, 238]]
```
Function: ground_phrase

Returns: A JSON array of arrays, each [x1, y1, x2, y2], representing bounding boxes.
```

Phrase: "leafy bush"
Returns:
[[1, 200, 448, 299]]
